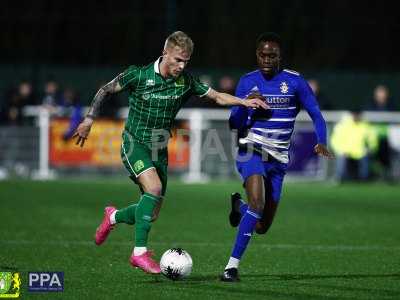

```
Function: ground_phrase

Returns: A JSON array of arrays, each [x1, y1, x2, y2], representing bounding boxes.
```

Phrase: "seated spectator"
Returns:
[[330, 111, 378, 182]]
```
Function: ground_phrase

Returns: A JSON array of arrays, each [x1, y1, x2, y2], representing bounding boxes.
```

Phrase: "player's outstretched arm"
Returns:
[[205, 89, 268, 109], [73, 74, 123, 147]]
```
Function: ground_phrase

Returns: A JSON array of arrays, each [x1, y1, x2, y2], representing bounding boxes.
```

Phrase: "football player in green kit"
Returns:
[[73, 31, 267, 274]]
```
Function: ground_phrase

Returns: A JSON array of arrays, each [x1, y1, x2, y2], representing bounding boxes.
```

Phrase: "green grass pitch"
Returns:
[[1, 179, 399, 299]]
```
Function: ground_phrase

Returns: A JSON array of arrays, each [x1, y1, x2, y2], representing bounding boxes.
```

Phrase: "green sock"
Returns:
[[115, 204, 137, 225], [135, 193, 160, 247]]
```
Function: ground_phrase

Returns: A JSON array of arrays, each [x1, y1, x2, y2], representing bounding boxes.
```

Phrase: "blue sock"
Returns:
[[239, 201, 248, 216], [231, 209, 261, 259]]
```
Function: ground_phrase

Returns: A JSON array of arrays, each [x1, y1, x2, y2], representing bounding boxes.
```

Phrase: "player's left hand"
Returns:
[[73, 117, 94, 148], [244, 92, 269, 109], [314, 144, 335, 158]]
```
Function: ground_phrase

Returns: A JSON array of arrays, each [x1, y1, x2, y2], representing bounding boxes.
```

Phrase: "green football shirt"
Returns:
[[118, 57, 210, 144]]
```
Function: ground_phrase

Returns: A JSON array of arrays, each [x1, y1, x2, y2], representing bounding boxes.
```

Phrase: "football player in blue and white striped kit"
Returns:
[[221, 32, 334, 282]]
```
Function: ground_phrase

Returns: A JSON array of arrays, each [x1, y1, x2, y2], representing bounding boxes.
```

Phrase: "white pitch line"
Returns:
[[1, 240, 400, 251]]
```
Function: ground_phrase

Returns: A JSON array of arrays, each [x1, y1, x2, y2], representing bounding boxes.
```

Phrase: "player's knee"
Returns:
[[145, 183, 162, 197], [248, 198, 265, 214]]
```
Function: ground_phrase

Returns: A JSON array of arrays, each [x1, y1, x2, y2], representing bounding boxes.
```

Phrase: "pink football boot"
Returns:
[[130, 250, 161, 274], [94, 206, 117, 245]]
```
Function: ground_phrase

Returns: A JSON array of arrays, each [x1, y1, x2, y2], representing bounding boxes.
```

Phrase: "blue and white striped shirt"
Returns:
[[230, 69, 327, 163]]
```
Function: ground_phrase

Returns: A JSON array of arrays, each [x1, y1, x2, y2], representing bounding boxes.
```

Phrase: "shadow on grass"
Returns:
[[135, 273, 400, 299], [243, 273, 400, 281], [134, 274, 220, 284], [150, 280, 347, 300], [138, 272, 400, 284], [241, 273, 400, 298]]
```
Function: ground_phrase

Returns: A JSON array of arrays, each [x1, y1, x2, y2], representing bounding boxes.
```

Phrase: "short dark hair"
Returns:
[[256, 32, 282, 48]]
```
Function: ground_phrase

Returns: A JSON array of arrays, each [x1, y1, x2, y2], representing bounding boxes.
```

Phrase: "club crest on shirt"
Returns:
[[134, 160, 145, 173], [280, 82, 289, 94]]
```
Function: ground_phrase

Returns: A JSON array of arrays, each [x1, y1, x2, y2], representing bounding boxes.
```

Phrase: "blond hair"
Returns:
[[164, 31, 194, 55]]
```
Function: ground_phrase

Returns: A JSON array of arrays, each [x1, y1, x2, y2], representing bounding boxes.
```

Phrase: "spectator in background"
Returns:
[[1, 81, 36, 125], [308, 79, 333, 110], [218, 75, 236, 95], [58, 87, 82, 140], [330, 111, 378, 182], [365, 84, 396, 181], [18, 81, 37, 106], [3, 92, 23, 125], [41, 79, 61, 112], [365, 85, 396, 111]]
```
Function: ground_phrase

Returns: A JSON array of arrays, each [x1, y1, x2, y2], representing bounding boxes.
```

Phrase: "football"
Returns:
[[159, 248, 193, 280]]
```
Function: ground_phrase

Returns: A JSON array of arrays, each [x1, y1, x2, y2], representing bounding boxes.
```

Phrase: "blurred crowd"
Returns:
[[1, 76, 398, 122], [0, 76, 398, 182], [0, 76, 236, 126], [2, 76, 397, 125], [0, 79, 121, 139]]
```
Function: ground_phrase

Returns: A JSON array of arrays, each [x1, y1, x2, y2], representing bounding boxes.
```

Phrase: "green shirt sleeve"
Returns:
[[189, 74, 210, 97], [118, 65, 141, 90]]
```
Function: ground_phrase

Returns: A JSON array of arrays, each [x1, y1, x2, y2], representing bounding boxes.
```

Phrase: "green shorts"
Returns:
[[121, 131, 168, 196]]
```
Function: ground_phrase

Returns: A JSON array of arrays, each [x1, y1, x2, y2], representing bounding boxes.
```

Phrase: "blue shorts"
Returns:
[[236, 149, 288, 202]]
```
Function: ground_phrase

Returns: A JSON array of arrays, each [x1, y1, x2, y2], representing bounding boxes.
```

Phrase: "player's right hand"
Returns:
[[73, 117, 94, 147], [314, 144, 335, 159], [244, 92, 269, 110]]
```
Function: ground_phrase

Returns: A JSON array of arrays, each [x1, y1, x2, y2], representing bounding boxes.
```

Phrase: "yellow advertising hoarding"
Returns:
[[50, 119, 189, 169]]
